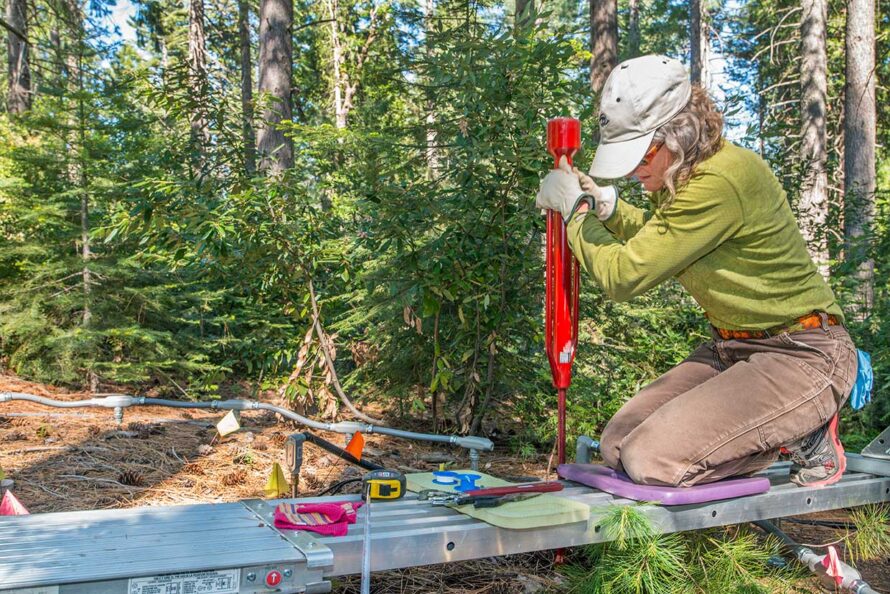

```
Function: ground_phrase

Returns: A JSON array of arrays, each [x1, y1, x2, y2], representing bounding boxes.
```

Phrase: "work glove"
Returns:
[[573, 167, 617, 221], [536, 156, 617, 222]]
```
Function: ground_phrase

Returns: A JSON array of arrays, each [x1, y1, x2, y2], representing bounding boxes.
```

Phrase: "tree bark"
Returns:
[[627, 0, 640, 58], [5, 0, 29, 113], [188, 0, 209, 163], [689, 0, 709, 87], [328, 0, 346, 129], [424, 0, 438, 176], [62, 0, 89, 331], [843, 0, 876, 316], [515, 0, 532, 30], [589, 0, 617, 93], [63, 0, 97, 391], [257, 0, 293, 173], [799, 0, 829, 278], [328, 0, 382, 130], [238, 0, 256, 175]]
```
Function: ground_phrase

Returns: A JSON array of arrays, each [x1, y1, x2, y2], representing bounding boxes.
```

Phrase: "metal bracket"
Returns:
[[575, 436, 598, 464], [846, 453, 890, 478], [861, 425, 890, 460], [242, 499, 333, 593]]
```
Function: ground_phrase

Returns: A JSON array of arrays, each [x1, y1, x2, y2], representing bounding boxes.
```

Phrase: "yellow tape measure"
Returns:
[[362, 469, 406, 500]]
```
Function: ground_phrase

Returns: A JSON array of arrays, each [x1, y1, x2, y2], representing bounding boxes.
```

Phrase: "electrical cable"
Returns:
[[783, 517, 857, 530], [303, 432, 383, 471], [316, 478, 362, 497]]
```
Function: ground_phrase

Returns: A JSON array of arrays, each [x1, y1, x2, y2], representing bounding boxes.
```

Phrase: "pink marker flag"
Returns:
[[821, 545, 844, 586], [0, 490, 29, 516]]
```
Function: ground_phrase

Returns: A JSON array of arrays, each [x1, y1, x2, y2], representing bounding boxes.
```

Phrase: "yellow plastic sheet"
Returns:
[[407, 470, 589, 530]]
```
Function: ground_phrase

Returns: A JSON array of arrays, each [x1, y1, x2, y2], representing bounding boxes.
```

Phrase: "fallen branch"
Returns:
[[306, 277, 383, 425], [5, 446, 71, 454], [58, 474, 149, 491], [2, 411, 97, 419], [1, 411, 213, 428]]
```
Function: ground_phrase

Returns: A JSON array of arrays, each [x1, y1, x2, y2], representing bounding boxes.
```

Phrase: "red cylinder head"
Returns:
[[547, 117, 581, 168]]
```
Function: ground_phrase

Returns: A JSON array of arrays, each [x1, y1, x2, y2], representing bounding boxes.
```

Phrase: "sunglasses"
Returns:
[[638, 143, 662, 168]]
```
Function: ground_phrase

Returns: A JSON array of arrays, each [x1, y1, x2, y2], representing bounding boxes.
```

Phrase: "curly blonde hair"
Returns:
[[652, 85, 724, 204]]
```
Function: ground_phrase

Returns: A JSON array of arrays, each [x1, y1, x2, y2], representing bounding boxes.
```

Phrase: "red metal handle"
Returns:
[[545, 117, 581, 465], [464, 481, 564, 497], [547, 118, 581, 169]]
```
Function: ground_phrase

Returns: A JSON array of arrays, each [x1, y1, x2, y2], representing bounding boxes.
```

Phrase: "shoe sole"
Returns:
[[795, 414, 846, 489]]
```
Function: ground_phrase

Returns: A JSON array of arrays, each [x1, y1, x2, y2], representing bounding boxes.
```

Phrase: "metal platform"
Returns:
[[2, 458, 889, 594]]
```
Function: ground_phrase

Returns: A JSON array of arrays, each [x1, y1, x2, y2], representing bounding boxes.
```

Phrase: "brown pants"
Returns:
[[600, 323, 857, 487]]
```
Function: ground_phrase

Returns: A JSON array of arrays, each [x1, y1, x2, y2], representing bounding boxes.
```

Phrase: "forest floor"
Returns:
[[1, 371, 888, 593]]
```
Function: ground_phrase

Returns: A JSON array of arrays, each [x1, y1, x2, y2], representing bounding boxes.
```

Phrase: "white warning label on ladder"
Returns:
[[128, 569, 241, 594]]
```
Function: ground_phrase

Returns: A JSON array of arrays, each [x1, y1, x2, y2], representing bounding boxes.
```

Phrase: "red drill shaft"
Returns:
[[545, 117, 581, 466]]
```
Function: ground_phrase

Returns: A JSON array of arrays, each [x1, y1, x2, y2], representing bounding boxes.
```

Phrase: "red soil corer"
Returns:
[[545, 117, 581, 466]]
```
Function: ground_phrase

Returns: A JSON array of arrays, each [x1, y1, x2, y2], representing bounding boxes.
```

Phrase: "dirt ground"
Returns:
[[1, 372, 887, 593]]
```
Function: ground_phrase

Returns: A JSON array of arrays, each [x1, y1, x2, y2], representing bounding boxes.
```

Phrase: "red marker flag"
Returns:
[[0, 490, 29, 516]]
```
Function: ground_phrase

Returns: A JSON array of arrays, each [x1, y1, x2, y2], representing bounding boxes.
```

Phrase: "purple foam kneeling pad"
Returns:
[[558, 463, 770, 506]]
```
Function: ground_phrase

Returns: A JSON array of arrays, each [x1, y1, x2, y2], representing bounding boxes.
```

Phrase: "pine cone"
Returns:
[[222, 469, 247, 486], [182, 462, 205, 475], [127, 422, 165, 438], [118, 470, 145, 487]]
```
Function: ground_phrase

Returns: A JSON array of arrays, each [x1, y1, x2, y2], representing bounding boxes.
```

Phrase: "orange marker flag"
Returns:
[[345, 432, 364, 461], [0, 490, 29, 516]]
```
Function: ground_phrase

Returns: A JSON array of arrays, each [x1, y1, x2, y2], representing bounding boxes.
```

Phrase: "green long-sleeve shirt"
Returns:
[[566, 141, 844, 330]]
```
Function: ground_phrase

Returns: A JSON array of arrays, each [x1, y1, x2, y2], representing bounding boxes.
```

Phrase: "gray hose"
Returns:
[[0, 392, 494, 452], [753, 520, 879, 594]]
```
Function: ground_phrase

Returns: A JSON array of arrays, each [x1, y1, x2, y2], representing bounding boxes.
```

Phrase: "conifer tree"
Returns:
[[5, 0, 30, 113]]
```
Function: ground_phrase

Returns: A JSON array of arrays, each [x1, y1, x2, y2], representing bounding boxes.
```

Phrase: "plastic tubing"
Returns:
[[0, 392, 494, 452], [753, 520, 879, 594]]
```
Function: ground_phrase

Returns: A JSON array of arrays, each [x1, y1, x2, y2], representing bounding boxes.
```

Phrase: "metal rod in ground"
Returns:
[[557, 388, 566, 465], [555, 386, 568, 566], [360, 485, 372, 594]]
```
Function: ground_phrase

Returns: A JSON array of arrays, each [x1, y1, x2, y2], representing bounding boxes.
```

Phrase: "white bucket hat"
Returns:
[[589, 55, 692, 179]]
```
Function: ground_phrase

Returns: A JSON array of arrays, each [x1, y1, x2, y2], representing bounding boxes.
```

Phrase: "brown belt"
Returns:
[[712, 311, 841, 340]]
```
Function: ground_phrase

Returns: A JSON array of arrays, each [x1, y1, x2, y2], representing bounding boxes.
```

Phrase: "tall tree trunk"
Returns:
[[77, 63, 90, 333], [757, 68, 766, 155], [843, 0, 876, 316], [627, 0, 640, 58], [515, 0, 532, 30], [238, 0, 256, 175], [328, 0, 346, 129], [424, 0, 438, 176], [589, 0, 617, 93], [188, 0, 209, 165], [63, 0, 97, 391], [63, 0, 89, 330], [328, 0, 381, 130], [257, 0, 293, 173], [5, 0, 29, 113], [799, 0, 829, 278], [689, 0, 709, 87]]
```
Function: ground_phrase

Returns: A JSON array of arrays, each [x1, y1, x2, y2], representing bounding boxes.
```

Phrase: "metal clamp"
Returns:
[[861, 426, 890, 461]]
